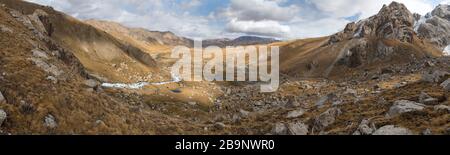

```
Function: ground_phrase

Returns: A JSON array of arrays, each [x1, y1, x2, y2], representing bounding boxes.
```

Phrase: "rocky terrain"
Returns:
[[0, 1, 449, 135]]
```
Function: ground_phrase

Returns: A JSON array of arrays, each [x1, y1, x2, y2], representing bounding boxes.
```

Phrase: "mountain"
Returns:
[[414, 4, 450, 55], [0, 0, 449, 135], [279, 2, 443, 78], [85, 20, 194, 48], [0, 0, 205, 134], [203, 36, 279, 47], [0, 0, 159, 83]]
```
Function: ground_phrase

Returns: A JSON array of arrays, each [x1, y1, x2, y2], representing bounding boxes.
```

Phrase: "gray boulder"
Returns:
[[373, 125, 413, 135], [440, 78, 450, 91], [84, 79, 99, 88], [44, 114, 57, 129], [271, 123, 288, 135], [286, 109, 305, 118], [354, 119, 376, 135], [0, 91, 5, 103], [421, 70, 449, 83], [314, 107, 342, 130], [0, 109, 6, 126], [386, 100, 425, 118], [287, 122, 309, 135]]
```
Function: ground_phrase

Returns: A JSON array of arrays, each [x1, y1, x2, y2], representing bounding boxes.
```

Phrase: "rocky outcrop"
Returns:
[[329, 2, 415, 44], [415, 5, 450, 50], [386, 100, 425, 118], [373, 125, 413, 135]]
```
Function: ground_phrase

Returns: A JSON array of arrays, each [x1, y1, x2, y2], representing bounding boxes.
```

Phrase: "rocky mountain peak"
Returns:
[[431, 4, 450, 20], [415, 4, 450, 51], [329, 2, 415, 44]]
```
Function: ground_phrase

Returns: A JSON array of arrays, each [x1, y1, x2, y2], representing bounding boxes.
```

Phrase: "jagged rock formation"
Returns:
[[280, 2, 442, 78], [415, 4, 450, 52], [329, 2, 415, 44]]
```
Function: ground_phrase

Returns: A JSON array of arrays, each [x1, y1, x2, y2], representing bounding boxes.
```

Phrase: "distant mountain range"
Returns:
[[86, 19, 279, 48]]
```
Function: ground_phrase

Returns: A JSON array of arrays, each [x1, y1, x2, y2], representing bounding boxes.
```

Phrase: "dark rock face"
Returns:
[[415, 5, 450, 50]]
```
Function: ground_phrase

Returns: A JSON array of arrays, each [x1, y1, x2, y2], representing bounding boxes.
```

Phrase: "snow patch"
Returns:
[[444, 45, 450, 56], [414, 13, 432, 33]]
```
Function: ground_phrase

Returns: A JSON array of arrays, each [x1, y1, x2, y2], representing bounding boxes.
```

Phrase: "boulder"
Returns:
[[239, 109, 250, 118], [434, 105, 450, 112], [287, 122, 309, 135], [214, 122, 226, 130], [386, 100, 425, 118], [0, 109, 6, 126], [373, 125, 413, 135], [314, 107, 342, 130], [419, 92, 439, 105], [421, 70, 449, 83], [271, 123, 288, 135], [354, 119, 376, 135], [44, 114, 57, 129], [286, 109, 305, 118], [84, 79, 99, 88], [0, 91, 5, 103], [440, 78, 450, 91]]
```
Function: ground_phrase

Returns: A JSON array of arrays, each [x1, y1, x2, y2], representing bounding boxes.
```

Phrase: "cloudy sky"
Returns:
[[26, 0, 450, 40]]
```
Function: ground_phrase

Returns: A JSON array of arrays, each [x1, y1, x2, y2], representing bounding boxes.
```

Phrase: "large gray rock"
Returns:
[[0, 109, 6, 126], [421, 70, 449, 83], [0, 91, 5, 103], [415, 4, 450, 49], [373, 125, 413, 135], [354, 119, 376, 135], [419, 92, 439, 105], [28, 57, 63, 77], [434, 105, 450, 112], [287, 122, 309, 135], [286, 109, 305, 118], [386, 100, 425, 118], [314, 107, 342, 130], [271, 123, 288, 135], [84, 79, 99, 88], [44, 114, 57, 129], [440, 78, 450, 91]]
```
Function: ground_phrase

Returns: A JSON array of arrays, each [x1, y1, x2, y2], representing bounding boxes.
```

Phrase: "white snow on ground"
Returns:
[[444, 45, 450, 56], [101, 72, 182, 89], [414, 13, 432, 32]]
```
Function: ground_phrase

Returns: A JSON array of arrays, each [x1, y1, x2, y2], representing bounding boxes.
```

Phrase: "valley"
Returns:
[[0, 0, 449, 135]]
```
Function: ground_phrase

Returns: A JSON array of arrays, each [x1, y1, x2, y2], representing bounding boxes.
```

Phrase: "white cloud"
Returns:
[[226, 19, 291, 37], [26, 0, 221, 39], [221, 0, 300, 38], [441, 0, 450, 4], [308, 0, 434, 19], [224, 0, 300, 21], [25, 0, 445, 39]]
